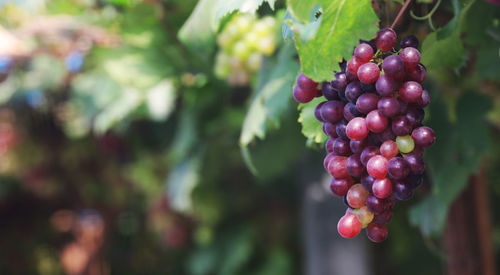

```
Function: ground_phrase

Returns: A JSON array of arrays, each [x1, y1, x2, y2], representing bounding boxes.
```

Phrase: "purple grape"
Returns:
[[360, 146, 380, 166], [356, 93, 379, 114], [377, 96, 400, 117], [411, 126, 435, 148], [322, 82, 339, 100], [357, 62, 380, 84], [367, 132, 383, 147], [336, 119, 348, 139], [375, 28, 397, 51], [387, 157, 410, 180], [373, 209, 393, 225], [417, 89, 430, 108], [343, 103, 355, 121], [337, 89, 348, 103], [333, 137, 352, 156], [406, 63, 426, 83], [332, 72, 348, 92], [320, 100, 344, 123], [399, 81, 423, 103], [375, 74, 399, 97], [405, 106, 424, 127], [366, 194, 387, 215], [400, 35, 419, 49], [345, 81, 364, 102], [325, 138, 334, 153], [382, 55, 404, 77], [314, 102, 326, 122], [350, 139, 369, 154], [392, 180, 413, 200], [348, 102, 364, 117], [361, 173, 376, 192], [391, 115, 412, 136], [399, 47, 421, 70], [376, 127, 396, 142], [346, 70, 358, 82], [297, 73, 318, 90], [322, 122, 338, 138], [404, 152, 425, 175], [408, 174, 424, 189], [360, 82, 376, 93], [354, 43, 374, 62], [346, 153, 364, 178]]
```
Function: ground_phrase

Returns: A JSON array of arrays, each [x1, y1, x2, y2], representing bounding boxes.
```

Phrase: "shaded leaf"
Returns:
[[298, 97, 326, 144], [167, 153, 201, 213]]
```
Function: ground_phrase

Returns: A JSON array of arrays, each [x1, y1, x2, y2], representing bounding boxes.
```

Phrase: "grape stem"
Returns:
[[390, 0, 412, 29], [410, 0, 442, 31]]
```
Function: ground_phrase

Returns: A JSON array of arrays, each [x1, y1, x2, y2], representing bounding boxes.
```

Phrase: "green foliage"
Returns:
[[286, 0, 379, 81], [410, 92, 492, 235], [214, 0, 276, 24], [298, 97, 326, 144]]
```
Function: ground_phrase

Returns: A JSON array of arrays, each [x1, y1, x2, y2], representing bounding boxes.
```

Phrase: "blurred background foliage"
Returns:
[[0, 0, 498, 274]]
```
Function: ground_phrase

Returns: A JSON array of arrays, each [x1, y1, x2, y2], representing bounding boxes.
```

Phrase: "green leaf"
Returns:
[[240, 42, 299, 147], [288, 0, 379, 81], [476, 43, 500, 81], [94, 87, 143, 133], [409, 92, 492, 236], [178, 0, 218, 58], [436, 0, 461, 40], [167, 153, 202, 213], [214, 0, 275, 24], [298, 97, 326, 144], [420, 0, 475, 72]]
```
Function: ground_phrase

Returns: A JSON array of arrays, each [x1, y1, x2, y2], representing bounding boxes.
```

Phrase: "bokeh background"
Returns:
[[0, 0, 499, 274]]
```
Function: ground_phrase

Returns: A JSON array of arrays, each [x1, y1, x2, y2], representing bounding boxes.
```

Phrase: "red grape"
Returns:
[[367, 155, 388, 179], [346, 117, 369, 141], [366, 223, 388, 242], [337, 213, 362, 238]]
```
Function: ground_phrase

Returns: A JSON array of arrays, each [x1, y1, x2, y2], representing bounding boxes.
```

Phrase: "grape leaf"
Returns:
[[298, 97, 327, 144], [287, 0, 379, 81], [167, 153, 202, 213], [409, 92, 492, 236], [214, 0, 275, 24], [420, 0, 475, 72], [476, 43, 500, 81], [178, 0, 218, 58], [240, 42, 299, 147]]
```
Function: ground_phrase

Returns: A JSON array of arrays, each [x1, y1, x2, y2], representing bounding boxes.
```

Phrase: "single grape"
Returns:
[[399, 47, 421, 70], [322, 82, 339, 101], [375, 74, 399, 97], [333, 137, 352, 156], [346, 117, 369, 141], [347, 184, 369, 208], [320, 100, 344, 123], [354, 43, 375, 62], [366, 223, 388, 242], [375, 28, 397, 51], [328, 156, 349, 179], [344, 103, 355, 121], [406, 63, 426, 83], [356, 206, 374, 227], [361, 172, 376, 192], [361, 146, 380, 166], [377, 96, 400, 117], [350, 139, 369, 154], [347, 56, 364, 75], [417, 89, 430, 108], [345, 81, 364, 102], [336, 119, 348, 139], [392, 180, 413, 200], [293, 85, 315, 103], [324, 153, 335, 170], [346, 153, 365, 178], [408, 174, 424, 189], [391, 116, 411, 136], [405, 106, 425, 127], [366, 194, 387, 215], [297, 73, 318, 90], [387, 157, 410, 180], [373, 209, 393, 225], [348, 102, 365, 117], [404, 152, 425, 175], [380, 140, 399, 159], [382, 55, 404, 77], [330, 177, 354, 197], [372, 178, 392, 199], [399, 81, 423, 103], [411, 126, 435, 148], [400, 35, 419, 49], [396, 135, 415, 154], [357, 62, 380, 84], [376, 127, 396, 142], [337, 213, 362, 239], [314, 102, 326, 122], [332, 72, 348, 92], [366, 110, 389, 133], [325, 138, 334, 153], [356, 93, 379, 114], [322, 122, 338, 138], [367, 155, 388, 179]]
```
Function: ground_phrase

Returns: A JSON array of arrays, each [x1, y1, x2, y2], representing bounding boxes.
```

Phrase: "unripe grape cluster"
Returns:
[[293, 29, 435, 242], [214, 14, 277, 85]]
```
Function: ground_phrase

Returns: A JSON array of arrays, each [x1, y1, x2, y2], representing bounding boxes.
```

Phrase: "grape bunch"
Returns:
[[214, 14, 277, 86], [293, 29, 435, 242]]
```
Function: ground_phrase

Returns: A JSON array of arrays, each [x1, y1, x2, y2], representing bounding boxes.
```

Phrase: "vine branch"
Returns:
[[391, 0, 412, 29]]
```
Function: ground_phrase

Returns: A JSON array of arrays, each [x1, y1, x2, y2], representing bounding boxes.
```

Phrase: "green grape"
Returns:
[[233, 41, 251, 60], [355, 206, 374, 228], [396, 135, 415, 154], [247, 53, 262, 72], [244, 32, 259, 50], [216, 32, 232, 48], [235, 15, 254, 33], [253, 20, 270, 37], [257, 36, 276, 56], [228, 56, 244, 70]]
